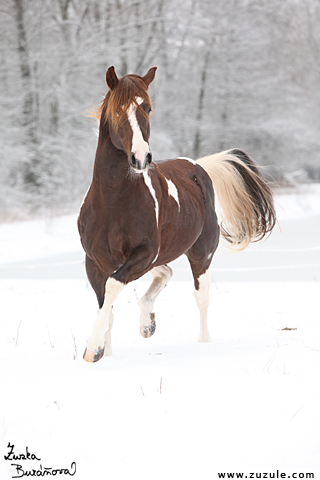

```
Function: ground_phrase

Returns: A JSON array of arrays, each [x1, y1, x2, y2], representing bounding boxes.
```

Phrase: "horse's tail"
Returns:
[[197, 149, 277, 251]]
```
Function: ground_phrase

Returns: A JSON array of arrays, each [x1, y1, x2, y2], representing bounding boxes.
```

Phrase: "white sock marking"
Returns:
[[143, 171, 159, 225], [194, 264, 212, 343], [86, 278, 125, 352], [138, 265, 173, 328], [164, 177, 180, 211]]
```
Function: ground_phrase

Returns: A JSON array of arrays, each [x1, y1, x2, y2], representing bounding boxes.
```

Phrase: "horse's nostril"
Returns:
[[131, 153, 137, 165], [146, 152, 152, 165]]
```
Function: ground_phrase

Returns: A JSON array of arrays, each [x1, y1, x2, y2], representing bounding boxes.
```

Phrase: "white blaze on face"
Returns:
[[127, 97, 150, 163], [164, 177, 180, 211]]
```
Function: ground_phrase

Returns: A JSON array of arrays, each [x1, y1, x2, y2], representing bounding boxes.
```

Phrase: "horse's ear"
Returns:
[[142, 67, 157, 88], [106, 66, 119, 90]]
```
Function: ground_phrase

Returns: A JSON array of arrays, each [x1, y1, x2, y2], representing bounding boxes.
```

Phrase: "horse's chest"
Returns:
[[81, 199, 158, 257]]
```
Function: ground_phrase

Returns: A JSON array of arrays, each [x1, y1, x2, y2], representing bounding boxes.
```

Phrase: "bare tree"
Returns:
[[13, 0, 37, 143]]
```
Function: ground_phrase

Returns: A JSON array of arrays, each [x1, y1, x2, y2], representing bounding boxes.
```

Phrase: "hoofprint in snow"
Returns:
[[0, 185, 319, 479]]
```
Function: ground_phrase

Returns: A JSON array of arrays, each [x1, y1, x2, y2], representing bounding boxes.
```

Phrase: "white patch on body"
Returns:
[[207, 252, 213, 262], [177, 156, 197, 165], [143, 171, 159, 225], [152, 247, 160, 264], [127, 97, 150, 163], [178, 156, 207, 174], [164, 177, 180, 211], [80, 186, 90, 208]]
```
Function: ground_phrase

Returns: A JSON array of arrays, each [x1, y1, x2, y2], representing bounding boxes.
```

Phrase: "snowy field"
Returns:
[[0, 185, 320, 479]]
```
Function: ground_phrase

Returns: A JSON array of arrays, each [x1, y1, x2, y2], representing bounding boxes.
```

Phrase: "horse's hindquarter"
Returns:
[[154, 158, 216, 265]]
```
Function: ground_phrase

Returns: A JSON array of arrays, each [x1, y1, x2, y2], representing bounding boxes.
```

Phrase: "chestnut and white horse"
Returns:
[[78, 66, 276, 362]]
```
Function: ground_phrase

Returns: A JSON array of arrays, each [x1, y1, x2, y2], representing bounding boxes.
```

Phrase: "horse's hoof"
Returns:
[[140, 314, 156, 338], [83, 347, 105, 363]]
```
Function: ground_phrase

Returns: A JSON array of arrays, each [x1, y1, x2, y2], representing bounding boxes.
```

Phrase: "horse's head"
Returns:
[[104, 66, 157, 173]]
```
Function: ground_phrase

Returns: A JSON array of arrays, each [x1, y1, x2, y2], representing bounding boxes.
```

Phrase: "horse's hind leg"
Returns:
[[187, 226, 219, 343], [138, 265, 173, 338], [193, 263, 213, 342], [186, 258, 213, 343]]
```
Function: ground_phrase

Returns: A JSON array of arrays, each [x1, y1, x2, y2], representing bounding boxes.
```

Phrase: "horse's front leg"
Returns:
[[84, 245, 157, 362], [138, 265, 173, 338], [83, 278, 125, 362]]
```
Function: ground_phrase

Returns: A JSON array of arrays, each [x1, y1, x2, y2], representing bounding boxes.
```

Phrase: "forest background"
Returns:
[[1, 0, 320, 221]]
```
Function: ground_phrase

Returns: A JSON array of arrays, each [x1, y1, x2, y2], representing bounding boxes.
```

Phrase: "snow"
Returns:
[[275, 183, 320, 221], [0, 186, 320, 479], [0, 215, 82, 265]]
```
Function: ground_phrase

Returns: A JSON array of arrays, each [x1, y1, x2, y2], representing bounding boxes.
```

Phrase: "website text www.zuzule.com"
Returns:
[[217, 472, 314, 479]]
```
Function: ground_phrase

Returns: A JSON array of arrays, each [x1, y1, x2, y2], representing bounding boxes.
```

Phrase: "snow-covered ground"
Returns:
[[0, 185, 319, 479]]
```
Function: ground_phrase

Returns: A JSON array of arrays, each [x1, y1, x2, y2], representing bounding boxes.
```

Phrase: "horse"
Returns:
[[78, 66, 276, 363]]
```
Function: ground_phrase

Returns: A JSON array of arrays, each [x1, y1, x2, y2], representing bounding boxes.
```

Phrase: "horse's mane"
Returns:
[[90, 74, 152, 127]]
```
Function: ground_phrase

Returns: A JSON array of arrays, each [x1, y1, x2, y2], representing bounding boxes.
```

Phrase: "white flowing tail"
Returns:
[[197, 149, 276, 251]]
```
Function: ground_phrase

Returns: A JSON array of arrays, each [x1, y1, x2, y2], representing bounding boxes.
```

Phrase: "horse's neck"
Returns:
[[92, 129, 128, 194]]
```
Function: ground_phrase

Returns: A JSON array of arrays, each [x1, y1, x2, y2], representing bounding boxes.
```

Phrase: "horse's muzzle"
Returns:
[[130, 152, 152, 172]]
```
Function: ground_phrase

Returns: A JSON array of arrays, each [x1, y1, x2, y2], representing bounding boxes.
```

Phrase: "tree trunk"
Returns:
[[193, 45, 211, 159], [58, 0, 72, 44], [13, 0, 36, 143], [115, 0, 128, 76], [135, 0, 165, 74], [13, 0, 43, 189]]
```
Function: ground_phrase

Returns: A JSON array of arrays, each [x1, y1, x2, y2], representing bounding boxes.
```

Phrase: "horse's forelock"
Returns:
[[98, 75, 151, 127]]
